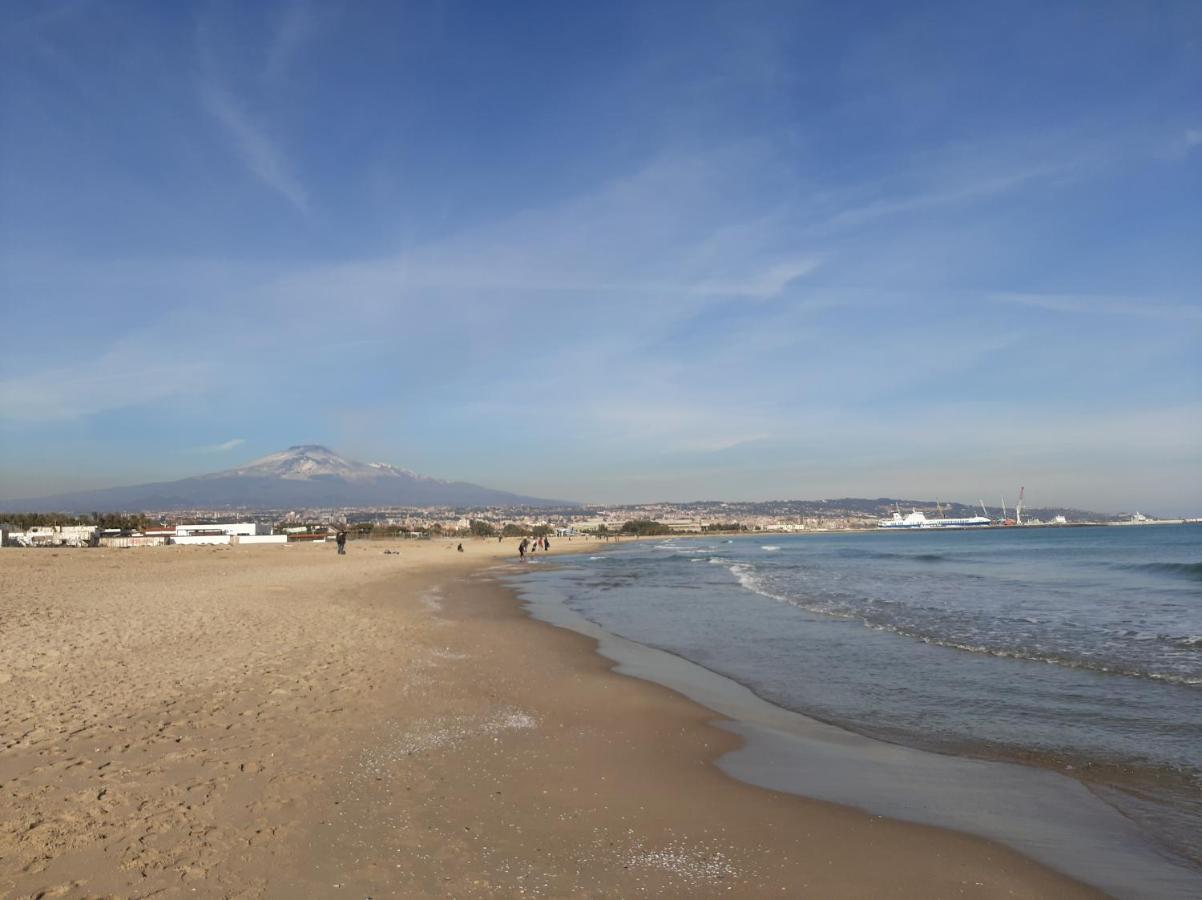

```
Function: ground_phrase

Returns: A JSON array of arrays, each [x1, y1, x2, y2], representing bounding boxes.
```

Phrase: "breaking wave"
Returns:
[[867, 625, 1202, 687], [723, 560, 1202, 686]]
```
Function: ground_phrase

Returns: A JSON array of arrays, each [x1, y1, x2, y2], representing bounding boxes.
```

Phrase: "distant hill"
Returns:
[[817, 497, 1114, 521], [1, 445, 573, 512], [650, 497, 1119, 522]]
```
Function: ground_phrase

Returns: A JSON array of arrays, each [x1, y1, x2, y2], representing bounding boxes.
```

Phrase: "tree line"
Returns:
[[619, 520, 746, 535], [0, 512, 158, 531], [338, 521, 554, 539]]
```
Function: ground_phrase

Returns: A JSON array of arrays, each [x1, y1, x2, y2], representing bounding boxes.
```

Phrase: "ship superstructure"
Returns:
[[878, 509, 991, 529]]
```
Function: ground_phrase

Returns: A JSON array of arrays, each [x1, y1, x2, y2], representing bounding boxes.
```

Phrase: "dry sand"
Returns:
[[0, 538, 1099, 898]]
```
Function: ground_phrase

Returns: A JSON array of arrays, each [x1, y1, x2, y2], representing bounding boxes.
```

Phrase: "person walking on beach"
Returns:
[[518, 538, 528, 559], [336, 529, 347, 555]]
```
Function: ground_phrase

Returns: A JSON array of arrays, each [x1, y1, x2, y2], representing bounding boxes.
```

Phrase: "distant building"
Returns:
[[98, 535, 169, 548], [659, 519, 705, 533], [170, 522, 270, 545], [174, 522, 269, 537], [4, 525, 99, 547]]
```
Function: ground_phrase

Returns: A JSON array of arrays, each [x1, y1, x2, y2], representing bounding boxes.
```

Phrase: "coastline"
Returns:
[[510, 548, 1202, 897], [2, 538, 1098, 897]]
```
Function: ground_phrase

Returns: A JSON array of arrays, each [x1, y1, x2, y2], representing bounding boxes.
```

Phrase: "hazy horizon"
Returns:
[[2, 2, 1199, 516]]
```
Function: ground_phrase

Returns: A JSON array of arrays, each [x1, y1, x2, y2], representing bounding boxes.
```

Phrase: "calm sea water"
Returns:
[[513, 525, 1202, 870]]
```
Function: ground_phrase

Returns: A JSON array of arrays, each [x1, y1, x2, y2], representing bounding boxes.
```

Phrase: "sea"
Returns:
[[506, 524, 1202, 896]]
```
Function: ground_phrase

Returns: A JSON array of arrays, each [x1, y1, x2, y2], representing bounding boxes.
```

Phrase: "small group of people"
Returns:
[[336, 529, 552, 559], [517, 535, 550, 559]]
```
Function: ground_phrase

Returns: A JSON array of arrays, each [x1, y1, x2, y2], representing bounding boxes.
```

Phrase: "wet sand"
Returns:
[[0, 538, 1098, 897]]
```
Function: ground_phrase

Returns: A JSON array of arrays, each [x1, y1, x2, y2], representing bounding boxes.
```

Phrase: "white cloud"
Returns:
[[199, 80, 309, 213], [993, 292, 1202, 321], [194, 10, 311, 214], [687, 257, 822, 298], [367, 147, 815, 301], [0, 354, 218, 422], [816, 162, 1067, 234], [193, 438, 246, 453]]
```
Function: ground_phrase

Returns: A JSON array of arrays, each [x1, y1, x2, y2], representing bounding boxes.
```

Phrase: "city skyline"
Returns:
[[2, 1, 1200, 514]]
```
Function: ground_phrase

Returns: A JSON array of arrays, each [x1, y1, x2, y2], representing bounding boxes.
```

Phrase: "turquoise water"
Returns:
[[510, 525, 1202, 873]]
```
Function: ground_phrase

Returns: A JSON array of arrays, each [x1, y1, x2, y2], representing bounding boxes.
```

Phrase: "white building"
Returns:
[[232, 534, 287, 545], [171, 533, 232, 545], [4, 525, 99, 547], [99, 535, 169, 548], [174, 522, 269, 537], [660, 519, 705, 533], [168, 522, 270, 546]]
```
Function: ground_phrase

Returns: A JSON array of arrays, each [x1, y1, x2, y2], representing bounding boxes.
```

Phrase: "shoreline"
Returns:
[[412, 561, 1100, 897], [2, 539, 1103, 896], [526, 531, 1202, 874], [507, 550, 1202, 897]]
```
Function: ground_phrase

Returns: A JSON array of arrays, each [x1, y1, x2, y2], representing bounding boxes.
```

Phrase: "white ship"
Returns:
[[878, 509, 991, 529]]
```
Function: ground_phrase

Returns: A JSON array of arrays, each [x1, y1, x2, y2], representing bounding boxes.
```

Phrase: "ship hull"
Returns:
[[878, 513, 991, 529]]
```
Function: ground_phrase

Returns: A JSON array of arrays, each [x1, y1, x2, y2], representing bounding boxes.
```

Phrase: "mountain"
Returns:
[[1, 445, 574, 512]]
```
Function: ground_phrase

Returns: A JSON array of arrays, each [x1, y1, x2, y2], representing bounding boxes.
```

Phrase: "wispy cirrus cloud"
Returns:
[[993, 292, 1202, 322], [198, 79, 309, 213], [238, 143, 823, 315], [192, 438, 246, 454], [804, 137, 1089, 237], [0, 353, 218, 422], [687, 258, 822, 298], [195, 5, 311, 214]]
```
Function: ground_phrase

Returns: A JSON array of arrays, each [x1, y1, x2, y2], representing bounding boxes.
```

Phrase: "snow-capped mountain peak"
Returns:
[[215, 445, 374, 481], [207, 444, 452, 485]]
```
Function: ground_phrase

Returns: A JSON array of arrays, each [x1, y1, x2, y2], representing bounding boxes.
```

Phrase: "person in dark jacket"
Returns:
[[336, 530, 347, 555]]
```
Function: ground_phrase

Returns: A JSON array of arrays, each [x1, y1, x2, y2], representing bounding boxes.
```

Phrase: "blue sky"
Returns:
[[1, 0, 1200, 513]]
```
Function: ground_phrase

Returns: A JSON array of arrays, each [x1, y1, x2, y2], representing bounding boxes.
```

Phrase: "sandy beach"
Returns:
[[0, 538, 1098, 898]]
